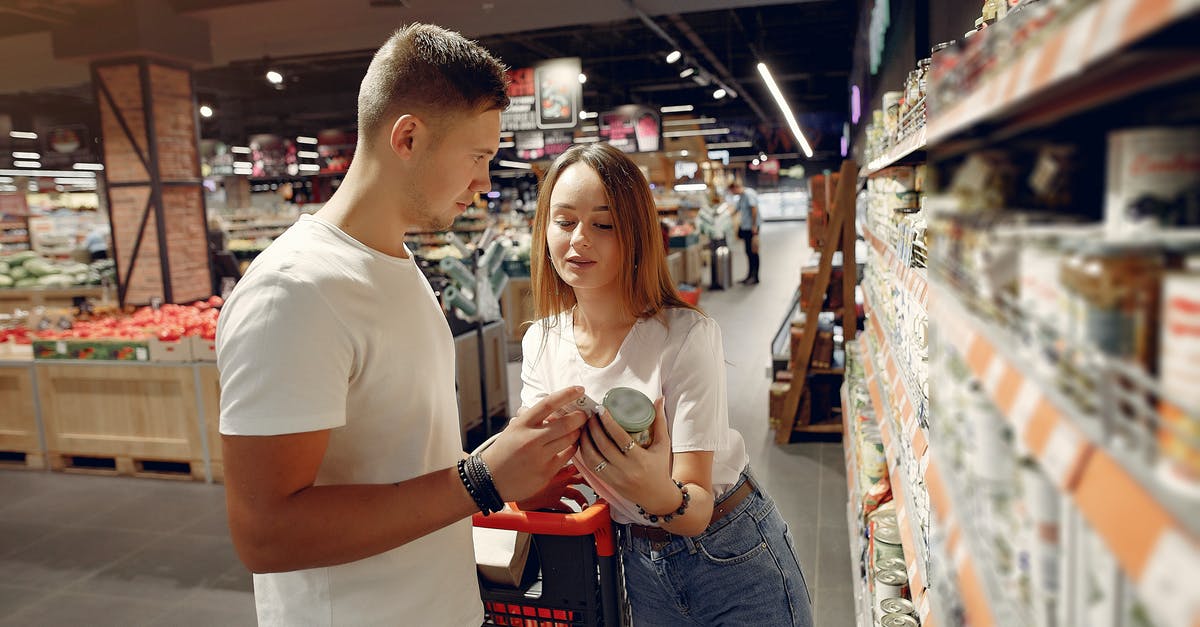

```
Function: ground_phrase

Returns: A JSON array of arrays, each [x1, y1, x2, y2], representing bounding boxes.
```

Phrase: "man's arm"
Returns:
[[223, 386, 587, 574]]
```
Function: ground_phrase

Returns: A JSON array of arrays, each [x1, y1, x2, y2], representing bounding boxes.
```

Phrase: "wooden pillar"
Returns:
[[52, 0, 213, 306], [93, 58, 211, 305]]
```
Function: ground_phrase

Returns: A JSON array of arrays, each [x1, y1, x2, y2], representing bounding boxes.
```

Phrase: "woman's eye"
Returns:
[[554, 220, 576, 228], [594, 223, 614, 231]]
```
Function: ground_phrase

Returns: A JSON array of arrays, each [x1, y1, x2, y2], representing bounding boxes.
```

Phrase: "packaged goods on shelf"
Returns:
[[1159, 273, 1200, 490], [1105, 127, 1200, 235]]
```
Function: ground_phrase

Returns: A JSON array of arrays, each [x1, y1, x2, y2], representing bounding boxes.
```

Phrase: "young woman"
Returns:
[[519, 143, 813, 626]]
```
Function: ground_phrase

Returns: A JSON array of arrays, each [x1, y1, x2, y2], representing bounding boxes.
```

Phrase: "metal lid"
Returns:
[[881, 613, 919, 627], [875, 568, 909, 586], [876, 558, 908, 572], [880, 597, 916, 615], [603, 387, 655, 432], [874, 524, 902, 545]]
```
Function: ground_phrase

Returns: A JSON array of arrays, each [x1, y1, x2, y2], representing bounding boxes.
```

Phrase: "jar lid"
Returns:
[[876, 558, 907, 572], [881, 612, 919, 627], [880, 597, 915, 615], [874, 524, 902, 545], [875, 568, 909, 586], [603, 387, 655, 432]]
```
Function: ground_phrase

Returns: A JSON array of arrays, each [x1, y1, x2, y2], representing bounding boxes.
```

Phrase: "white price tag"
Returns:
[[1039, 421, 1086, 489], [56, 341, 66, 354], [135, 347, 148, 361]]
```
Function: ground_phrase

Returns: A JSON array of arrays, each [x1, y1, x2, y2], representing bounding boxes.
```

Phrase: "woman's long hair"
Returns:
[[530, 143, 699, 331]]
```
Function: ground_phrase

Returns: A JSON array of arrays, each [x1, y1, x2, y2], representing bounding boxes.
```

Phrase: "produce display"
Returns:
[[2, 297, 222, 361], [0, 251, 117, 289]]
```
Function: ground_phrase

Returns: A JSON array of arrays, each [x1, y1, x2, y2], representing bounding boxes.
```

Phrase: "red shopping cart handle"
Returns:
[[473, 501, 616, 557]]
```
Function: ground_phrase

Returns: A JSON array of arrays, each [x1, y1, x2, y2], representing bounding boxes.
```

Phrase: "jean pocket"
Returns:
[[695, 512, 769, 566]]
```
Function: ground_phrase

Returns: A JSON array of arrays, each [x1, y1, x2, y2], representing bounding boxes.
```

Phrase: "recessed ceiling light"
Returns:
[[665, 50, 682, 64]]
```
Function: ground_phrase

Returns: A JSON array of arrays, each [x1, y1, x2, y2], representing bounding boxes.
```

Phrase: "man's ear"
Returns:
[[389, 114, 421, 159]]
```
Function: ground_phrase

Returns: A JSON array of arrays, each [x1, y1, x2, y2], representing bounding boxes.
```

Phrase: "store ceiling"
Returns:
[[0, 0, 855, 162]]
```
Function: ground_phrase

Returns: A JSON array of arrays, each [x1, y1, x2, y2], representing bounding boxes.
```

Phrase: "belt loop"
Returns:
[[744, 466, 762, 495]]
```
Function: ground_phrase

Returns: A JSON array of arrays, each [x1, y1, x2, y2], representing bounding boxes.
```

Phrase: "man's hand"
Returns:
[[481, 386, 589, 503]]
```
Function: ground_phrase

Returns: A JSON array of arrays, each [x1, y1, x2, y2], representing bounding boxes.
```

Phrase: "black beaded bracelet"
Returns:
[[636, 480, 691, 524], [467, 454, 506, 514], [457, 458, 494, 515]]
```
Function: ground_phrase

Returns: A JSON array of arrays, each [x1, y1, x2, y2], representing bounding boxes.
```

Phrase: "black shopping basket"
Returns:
[[473, 501, 627, 626]]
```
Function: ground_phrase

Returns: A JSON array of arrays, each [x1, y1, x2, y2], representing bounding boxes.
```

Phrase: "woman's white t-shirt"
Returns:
[[217, 214, 483, 626], [520, 307, 749, 525]]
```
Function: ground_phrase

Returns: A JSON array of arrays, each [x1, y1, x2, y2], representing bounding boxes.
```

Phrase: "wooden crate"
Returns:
[[0, 363, 45, 470], [455, 321, 509, 439], [36, 363, 205, 480], [0, 287, 106, 313], [197, 364, 222, 482]]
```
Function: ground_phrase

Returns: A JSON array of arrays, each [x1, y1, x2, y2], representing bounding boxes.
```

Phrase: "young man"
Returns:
[[729, 180, 761, 284], [216, 24, 588, 626]]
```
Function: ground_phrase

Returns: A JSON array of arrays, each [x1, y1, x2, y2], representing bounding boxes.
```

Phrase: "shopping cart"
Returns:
[[472, 501, 627, 626]]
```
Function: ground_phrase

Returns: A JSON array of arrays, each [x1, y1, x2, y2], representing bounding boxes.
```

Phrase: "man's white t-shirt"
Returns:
[[217, 214, 483, 626], [520, 307, 749, 525]]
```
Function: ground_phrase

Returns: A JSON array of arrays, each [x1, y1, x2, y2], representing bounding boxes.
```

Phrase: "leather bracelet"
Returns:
[[467, 454, 506, 514], [457, 458, 493, 515], [636, 480, 691, 524]]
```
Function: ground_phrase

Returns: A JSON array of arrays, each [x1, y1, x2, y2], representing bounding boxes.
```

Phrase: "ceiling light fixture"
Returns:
[[662, 117, 717, 127], [757, 62, 814, 158], [199, 105, 214, 118], [579, 111, 598, 120], [8, 131, 37, 140], [679, 68, 695, 79], [498, 160, 532, 170], [662, 128, 730, 138], [14, 161, 41, 168], [712, 88, 727, 100], [578, 73, 587, 84], [665, 50, 682, 64], [497, 141, 515, 149], [297, 151, 320, 159], [296, 136, 318, 144], [12, 152, 40, 160], [265, 70, 283, 85], [706, 141, 752, 149], [752, 159, 760, 166], [72, 163, 104, 171], [660, 105, 694, 113], [231, 146, 251, 154], [759, 153, 768, 161]]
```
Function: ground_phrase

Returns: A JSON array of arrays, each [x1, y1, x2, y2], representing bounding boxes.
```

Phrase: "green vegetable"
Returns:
[[14, 277, 38, 288], [0, 275, 12, 288], [9, 266, 29, 280], [37, 274, 74, 288]]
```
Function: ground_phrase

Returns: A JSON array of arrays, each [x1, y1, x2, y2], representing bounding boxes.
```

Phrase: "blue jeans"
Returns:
[[617, 470, 813, 626]]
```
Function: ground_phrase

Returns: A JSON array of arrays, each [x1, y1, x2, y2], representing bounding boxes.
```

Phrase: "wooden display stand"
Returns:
[[197, 363, 222, 482], [775, 160, 858, 444], [0, 362, 45, 470], [454, 321, 509, 439], [501, 276, 535, 346], [37, 362, 207, 480], [0, 287, 107, 313]]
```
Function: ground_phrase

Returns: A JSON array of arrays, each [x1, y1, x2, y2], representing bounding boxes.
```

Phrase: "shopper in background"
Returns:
[[521, 143, 813, 626], [730, 179, 762, 285], [81, 222, 110, 261], [216, 24, 588, 626]]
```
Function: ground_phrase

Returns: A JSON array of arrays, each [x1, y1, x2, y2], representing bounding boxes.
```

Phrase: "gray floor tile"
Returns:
[[0, 584, 53, 617], [176, 504, 232, 538], [67, 534, 239, 603], [815, 585, 857, 627], [0, 592, 173, 627], [77, 485, 227, 534], [204, 563, 254, 593], [0, 527, 155, 588], [0, 520, 63, 558], [0, 477, 144, 527]]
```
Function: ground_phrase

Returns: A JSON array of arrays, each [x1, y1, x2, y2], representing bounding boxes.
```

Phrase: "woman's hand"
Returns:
[[515, 465, 589, 513], [577, 398, 680, 514]]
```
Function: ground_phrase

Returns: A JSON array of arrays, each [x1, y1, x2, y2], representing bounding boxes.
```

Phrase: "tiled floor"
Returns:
[[0, 220, 854, 626]]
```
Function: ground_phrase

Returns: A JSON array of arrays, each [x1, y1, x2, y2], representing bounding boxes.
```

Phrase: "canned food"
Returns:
[[881, 612, 919, 627], [1105, 127, 1200, 234], [880, 597, 916, 616], [874, 568, 909, 601], [876, 558, 908, 573]]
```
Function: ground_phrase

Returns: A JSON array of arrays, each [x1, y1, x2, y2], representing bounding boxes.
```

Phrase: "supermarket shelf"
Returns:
[[0, 235, 29, 244], [840, 378, 874, 627], [931, 282, 1200, 627], [863, 226, 928, 312], [861, 126, 926, 177], [928, 0, 1200, 144], [860, 332, 938, 627]]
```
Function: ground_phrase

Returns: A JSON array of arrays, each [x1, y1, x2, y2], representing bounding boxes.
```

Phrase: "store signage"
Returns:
[[599, 105, 660, 154], [501, 58, 582, 132], [38, 124, 93, 169], [317, 129, 356, 174]]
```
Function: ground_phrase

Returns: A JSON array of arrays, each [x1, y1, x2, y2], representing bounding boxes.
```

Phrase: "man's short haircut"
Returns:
[[357, 23, 509, 147]]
